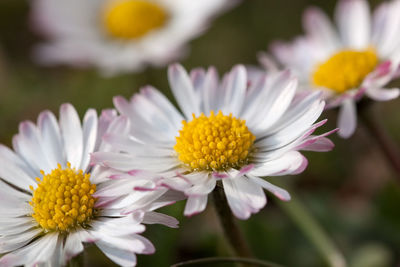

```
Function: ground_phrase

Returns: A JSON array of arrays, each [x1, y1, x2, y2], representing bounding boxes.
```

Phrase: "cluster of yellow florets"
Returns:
[[29, 163, 97, 232], [103, 0, 168, 39], [174, 111, 256, 171], [312, 49, 378, 93]]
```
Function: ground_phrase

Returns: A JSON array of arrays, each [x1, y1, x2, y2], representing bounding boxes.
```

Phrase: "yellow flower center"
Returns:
[[102, 0, 168, 40], [312, 49, 378, 93], [29, 163, 97, 232], [174, 111, 256, 171]]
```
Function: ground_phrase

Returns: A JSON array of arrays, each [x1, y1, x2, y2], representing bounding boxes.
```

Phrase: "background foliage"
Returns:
[[0, 0, 399, 266]]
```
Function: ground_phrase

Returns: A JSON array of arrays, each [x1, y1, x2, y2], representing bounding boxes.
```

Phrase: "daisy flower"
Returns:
[[0, 104, 179, 266], [31, 0, 237, 76], [263, 0, 400, 138], [92, 64, 336, 220]]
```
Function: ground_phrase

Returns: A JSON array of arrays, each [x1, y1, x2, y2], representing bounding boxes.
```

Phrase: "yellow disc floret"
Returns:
[[103, 0, 168, 39], [174, 111, 256, 171], [29, 163, 97, 232], [312, 48, 378, 93]]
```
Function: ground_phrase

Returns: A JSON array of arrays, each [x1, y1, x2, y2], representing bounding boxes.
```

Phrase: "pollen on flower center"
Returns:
[[102, 0, 168, 40], [174, 111, 256, 171], [29, 163, 97, 232], [312, 49, 378, 93]]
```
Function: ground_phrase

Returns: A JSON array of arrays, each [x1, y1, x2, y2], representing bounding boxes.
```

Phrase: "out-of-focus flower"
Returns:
[[263, 0, 400, 138], [0, 104, 179, 266], [31, 0, 237, 76], [92, 64, 336, 220]]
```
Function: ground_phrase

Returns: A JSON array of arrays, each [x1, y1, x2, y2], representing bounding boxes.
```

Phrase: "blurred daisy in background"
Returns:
[[262, 0, 400, 138], [92, 64, 336, 220], [31, 0, 237, 76], [0, 104, 179, 266]]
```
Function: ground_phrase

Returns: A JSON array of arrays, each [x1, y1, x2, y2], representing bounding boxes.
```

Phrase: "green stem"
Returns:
[[170, 257, 283, 267], [277, 196, 346, 267], [211, 184, 253, 258]]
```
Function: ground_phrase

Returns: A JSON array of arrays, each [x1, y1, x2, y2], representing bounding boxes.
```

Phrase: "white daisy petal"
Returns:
[[96, 242, 138, 267], [372, 0, 400, 58], [32, 0, 236, 75], [202, 66, 220, 112], [267, 0, 399, 139], [366, 87, 400, 101], [143, 211, 179, 228], [223, 65, 247, 115], [95, 64, 332, 220], [335, 0, 370, 49], [250, 151, 308, 177], [168, 64, 200, 119], [222, 176, 266, 220], [338, 98, 357, 138], [63, 231, 84, 263], [0, 233, 58, 266], [248, 175, 291, 201], [0, 151, 37, 192], [37, 110, 65, 168], [59, 103, 83, 168], [80, 109, 98, 171], [14, 121, 52, 174], [0, 102, 176, 267], [303, 7, 340, 52], [0, 228, 42, 253]]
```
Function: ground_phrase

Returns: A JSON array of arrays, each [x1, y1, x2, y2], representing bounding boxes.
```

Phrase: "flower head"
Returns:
[[0, 104, 179, 266], [31, 0, 237, 76], [92, 64, 336, 220], [263, 0, 400, 138]]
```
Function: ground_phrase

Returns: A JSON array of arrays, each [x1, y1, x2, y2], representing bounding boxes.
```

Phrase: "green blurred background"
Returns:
[[1, 0, 400, 266]]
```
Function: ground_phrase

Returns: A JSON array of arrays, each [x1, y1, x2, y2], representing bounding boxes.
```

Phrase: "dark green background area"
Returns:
[[0, 0, 399, 266]]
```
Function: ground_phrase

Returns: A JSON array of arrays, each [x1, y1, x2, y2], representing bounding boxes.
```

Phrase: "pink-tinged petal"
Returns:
[[190, 67, 206, 92], [168, 64, 200, 119], [296, 128, 339, 152], [212, 172, 229, 179], [184, 195, 208, 217], [113, 95, 132, 117], [143, 211, 179, 228], [338, 98, 357, 138], [335, 0, 371, 49], [247, 175, 291, 201], [239, 164, 255, 176], [301, 137, 335, 152], [363, 61, 395, 90]]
